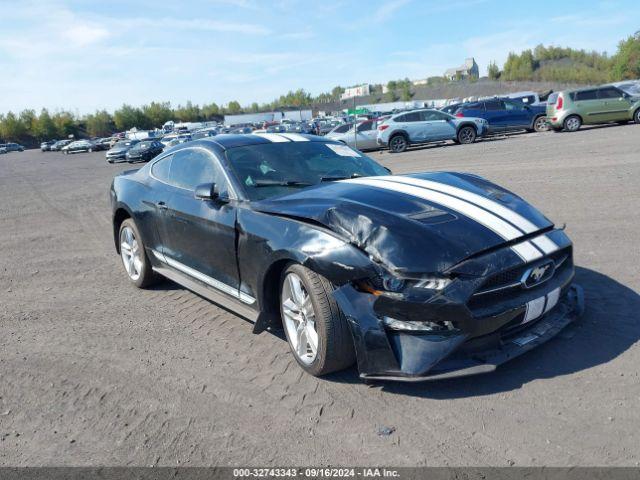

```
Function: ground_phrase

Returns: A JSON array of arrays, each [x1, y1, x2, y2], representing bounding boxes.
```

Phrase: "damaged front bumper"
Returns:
[[333, 282, 584, 382]]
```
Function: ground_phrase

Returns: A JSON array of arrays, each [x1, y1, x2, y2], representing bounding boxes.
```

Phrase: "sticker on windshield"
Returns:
[[326, 144, 361, 157]]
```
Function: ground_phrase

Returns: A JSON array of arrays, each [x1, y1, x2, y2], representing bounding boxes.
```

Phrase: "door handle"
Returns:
[[157, 201, 168, 210]]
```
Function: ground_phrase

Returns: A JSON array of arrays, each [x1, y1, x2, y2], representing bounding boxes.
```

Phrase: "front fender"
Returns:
[[237, 208, 379, 312]]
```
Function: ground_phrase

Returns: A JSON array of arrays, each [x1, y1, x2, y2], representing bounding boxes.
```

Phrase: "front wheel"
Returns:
[[280, 264, 355, 376], [634, 108, 640, 124], [457, 126, 476, 144], [119, 219, 158, 288], [563, 115, 582, 132], [388, 134, 408, 153], [533, 116, 549, 132]]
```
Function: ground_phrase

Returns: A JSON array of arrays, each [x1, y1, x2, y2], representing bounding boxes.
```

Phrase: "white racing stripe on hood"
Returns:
[[346, 177, 543, 263], [531, 233, 559, 254], [279, 133, 309, 141], [253, 133, 290, 142], [378, 175, 540, 234]]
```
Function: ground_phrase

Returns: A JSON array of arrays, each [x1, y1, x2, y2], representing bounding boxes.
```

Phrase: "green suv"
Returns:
[[547, 85, 640, 132]]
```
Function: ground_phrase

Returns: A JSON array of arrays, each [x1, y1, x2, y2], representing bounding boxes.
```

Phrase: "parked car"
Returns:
[[327, 120, 382, 151], [503, 90, 549, 106], [40, 140, 58, 151], [454, 99, 548, 134], [106, 139, 140, 163], [266, 125, 287, 133], [110, 134, 583, 381], [546, 85, 640, 132], [0, 146, 6, 154], [440, 103, 465, 115], [93, 138, 113, 150], [125, 140, 164, 163], [606, 80, 640, 96], [51, 139, 73, 151], [377, 109, 488, 153], [0, 142, 25, 152], [62, 140, 98, 154]]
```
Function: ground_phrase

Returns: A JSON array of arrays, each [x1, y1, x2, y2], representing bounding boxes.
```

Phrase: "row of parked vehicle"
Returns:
[[0, 142, 25, 154], [323, 80, 640, 153]]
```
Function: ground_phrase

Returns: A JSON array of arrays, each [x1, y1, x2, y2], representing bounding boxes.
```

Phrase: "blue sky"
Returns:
[[0, 0, 638, 114]]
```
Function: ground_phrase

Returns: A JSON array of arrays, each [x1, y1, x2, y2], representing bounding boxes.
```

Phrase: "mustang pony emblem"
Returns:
[[531, 265, 550, 282]]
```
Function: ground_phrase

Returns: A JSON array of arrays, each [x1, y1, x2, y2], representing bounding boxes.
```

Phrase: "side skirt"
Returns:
[[152, 264, 259, 323]]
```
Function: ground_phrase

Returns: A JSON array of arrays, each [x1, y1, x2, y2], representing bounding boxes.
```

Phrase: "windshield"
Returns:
[[225, 141, 389, 201]]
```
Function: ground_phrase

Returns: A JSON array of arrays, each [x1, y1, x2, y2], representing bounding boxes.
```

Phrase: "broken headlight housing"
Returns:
[[382, 316, 457, 333], [361, 273, 453, 295]]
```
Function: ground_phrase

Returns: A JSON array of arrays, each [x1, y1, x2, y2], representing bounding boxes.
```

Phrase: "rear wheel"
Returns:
[[563, 115, 582, 132], [119, 219, 158, 288], [280, 264, 355, 376], [533, 116, 549, 132], [457, 126, 476, 144], [388, 134, 408, 153], [634, 108, 640, 124]]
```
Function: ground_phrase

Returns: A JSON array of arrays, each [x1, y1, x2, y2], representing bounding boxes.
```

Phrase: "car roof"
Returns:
[[190, 133, 330, 150]]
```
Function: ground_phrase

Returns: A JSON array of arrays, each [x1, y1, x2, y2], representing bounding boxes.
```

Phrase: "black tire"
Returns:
[[457, 125, 476, 144], [563, 115, 582, 132], [118, 218, 158, 288], [533, 115, 549, 132], [280, 263, 355, 376], [107, 159, 114, 164], [634, 108, 640, 124], [388, 133, 408, 153]]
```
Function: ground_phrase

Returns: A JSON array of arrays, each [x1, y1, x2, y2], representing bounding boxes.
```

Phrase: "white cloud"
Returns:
[[62, 24, 110, 46]]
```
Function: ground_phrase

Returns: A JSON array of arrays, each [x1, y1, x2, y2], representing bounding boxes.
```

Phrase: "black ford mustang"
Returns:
[[110, 133, 583, 382]]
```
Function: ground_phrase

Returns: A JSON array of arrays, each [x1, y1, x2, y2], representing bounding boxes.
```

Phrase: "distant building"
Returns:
[[341, 84, 371, 100], [444, 58, 479, 81]]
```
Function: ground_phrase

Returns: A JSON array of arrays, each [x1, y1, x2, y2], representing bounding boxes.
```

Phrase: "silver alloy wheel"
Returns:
[[565, 116, 581, 131], [459, 127, 475, 143], [120, 226, 142, 281], [535, 116, 549, 132], [281, 273, 318, 365], [635, 109, 640, 123]]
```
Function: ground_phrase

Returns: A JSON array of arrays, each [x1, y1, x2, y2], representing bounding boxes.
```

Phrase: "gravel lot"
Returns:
[[1, 124, 639, 467]]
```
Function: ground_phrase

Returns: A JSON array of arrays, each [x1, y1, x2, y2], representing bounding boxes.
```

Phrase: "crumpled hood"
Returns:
[[252, 172, 553, 275]]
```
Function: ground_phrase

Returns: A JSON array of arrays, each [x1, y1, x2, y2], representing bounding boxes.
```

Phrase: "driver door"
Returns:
[[161, 147, 240, 292]]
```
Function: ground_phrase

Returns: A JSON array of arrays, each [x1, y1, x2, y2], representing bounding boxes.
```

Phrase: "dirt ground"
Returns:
[[1, 124, 639, 467]]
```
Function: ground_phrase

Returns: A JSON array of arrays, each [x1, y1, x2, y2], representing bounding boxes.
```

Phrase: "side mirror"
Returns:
[[384, 167, 392, 174], [194, 182, 219, 201]]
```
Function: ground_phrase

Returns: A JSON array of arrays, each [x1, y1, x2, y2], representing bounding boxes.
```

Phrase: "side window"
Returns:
[[151, 155, 172, 182], [484, 101, 501, 111], [420, 110, 448, 121], [169, 148, 228, 193], [398, 112, 421, 122], [335, 124, 350, 133], [503, 101, 523, 111], [598, 87, 621, 99], [575, 89, 598, 101], [357, 122, 373, 132]]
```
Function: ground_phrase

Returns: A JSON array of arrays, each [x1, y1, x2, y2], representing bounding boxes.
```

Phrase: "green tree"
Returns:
[[0, 111, 27, 141], [85, 110, 114, 137], [487, 61, 501, 80], [33, 109, 58, 140], [201, 102, 220, 119], [611, 31, 640, 80], [113, 104, 147, 131], [400, 84, 413, 101], [142, 102, 173, 128], [52, 111, 77, 138], [226, 101, 242, 114], [249, 102, 260, 113], [174, 101, 202, 122]]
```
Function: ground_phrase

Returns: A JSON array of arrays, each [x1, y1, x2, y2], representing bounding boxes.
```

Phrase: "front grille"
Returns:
[[468, 246, 572, 311]]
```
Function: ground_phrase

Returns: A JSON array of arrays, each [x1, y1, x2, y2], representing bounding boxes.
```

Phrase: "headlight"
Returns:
[[358, 273, 452, 296], [413, 276, 452, 290], [382, 316, 457, 332]]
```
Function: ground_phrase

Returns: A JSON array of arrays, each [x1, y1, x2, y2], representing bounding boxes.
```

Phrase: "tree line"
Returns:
[[2, 32, 639, 147]]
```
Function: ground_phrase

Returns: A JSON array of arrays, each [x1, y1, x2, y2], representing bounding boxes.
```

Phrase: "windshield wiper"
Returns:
[[320, 173, 363, 182], [251, 179, 314, 187]]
